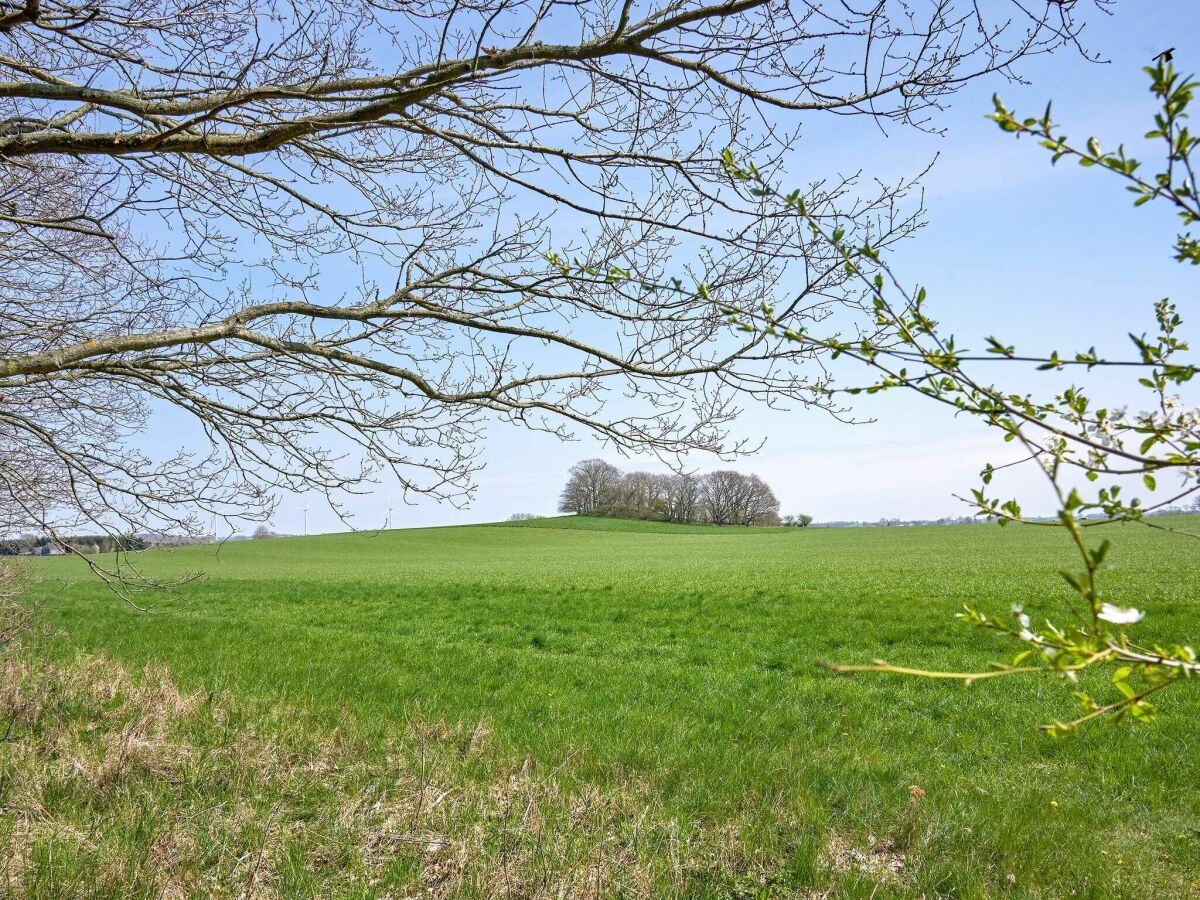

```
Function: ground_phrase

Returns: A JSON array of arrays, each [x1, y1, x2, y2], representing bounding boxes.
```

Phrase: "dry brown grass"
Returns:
[[0, 627, 830, 898], [0, 557, 912, 897]]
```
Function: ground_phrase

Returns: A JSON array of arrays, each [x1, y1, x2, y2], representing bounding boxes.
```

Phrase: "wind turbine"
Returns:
[[301, 502, 311, 537], [385, 498, 393, 531]]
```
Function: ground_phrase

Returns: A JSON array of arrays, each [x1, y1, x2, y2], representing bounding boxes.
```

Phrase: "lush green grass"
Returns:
[[12, 515, 1200, 897]]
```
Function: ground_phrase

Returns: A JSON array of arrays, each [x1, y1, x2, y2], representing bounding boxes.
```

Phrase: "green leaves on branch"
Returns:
[[724, 65, 1200, 732], [574, 76, 1200, 730], [992, 60, 1200, 264]]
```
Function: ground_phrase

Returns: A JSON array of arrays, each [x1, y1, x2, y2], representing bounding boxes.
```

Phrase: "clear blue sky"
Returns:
[[148, 2, 1200, 534]]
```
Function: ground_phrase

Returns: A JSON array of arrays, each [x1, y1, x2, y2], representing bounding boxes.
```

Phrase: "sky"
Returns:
[[150, 1, 1200, 535]]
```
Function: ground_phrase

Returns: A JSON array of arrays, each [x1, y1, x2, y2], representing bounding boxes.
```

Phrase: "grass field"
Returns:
[[6, 515, 1200, 897]]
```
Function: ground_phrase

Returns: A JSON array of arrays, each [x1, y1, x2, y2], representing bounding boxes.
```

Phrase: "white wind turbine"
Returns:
[[385, 498, 393, 531], [301, 502, 311, 537]]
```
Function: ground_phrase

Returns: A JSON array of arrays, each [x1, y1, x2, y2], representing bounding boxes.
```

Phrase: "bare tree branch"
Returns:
[[0, 0, 1103, 566]]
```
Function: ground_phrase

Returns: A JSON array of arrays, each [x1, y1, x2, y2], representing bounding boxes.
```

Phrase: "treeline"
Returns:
[[558, 459, 787, 526], [0, 534, 148, 556]]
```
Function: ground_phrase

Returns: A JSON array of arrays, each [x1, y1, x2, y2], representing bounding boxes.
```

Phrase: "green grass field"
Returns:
[[7, 516, 1200, 897]]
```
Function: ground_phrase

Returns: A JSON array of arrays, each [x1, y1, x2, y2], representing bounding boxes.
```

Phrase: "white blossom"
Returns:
[[1098, 603, 1144, 626]]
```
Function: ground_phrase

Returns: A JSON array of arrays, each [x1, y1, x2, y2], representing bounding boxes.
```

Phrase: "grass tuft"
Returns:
[[0, 630, 836, 897]]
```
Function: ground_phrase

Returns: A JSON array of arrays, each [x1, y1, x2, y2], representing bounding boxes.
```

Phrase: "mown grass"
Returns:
[[9, 515, 1200, 897]]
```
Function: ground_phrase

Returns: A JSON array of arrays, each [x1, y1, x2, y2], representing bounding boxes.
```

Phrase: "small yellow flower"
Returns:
[[1050, 800, 1058, 807]]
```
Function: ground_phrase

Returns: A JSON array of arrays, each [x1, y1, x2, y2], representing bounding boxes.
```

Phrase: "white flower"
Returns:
[[1098, 603, 1144, 626], [1011, 603, 1024, 616], [1018, 613, 1031, 629]]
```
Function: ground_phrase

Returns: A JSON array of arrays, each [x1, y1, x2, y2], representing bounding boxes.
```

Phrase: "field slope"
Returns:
[[11, 515, 1200, 897]]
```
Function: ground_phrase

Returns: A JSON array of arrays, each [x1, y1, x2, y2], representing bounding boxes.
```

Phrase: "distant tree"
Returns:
[[251, 525, 274, 540], [508, 513, 538, 521], [738, 474, 781, 526], [700, 471, 743, 526], [612, 471, 670, 520], [646, 475, 673, 520], [664, 474, 702, 525], [699, 470, 779, 526], [608, 470, 643, 517], [783, 514, 813, 528], [558, 460, 623, 516]]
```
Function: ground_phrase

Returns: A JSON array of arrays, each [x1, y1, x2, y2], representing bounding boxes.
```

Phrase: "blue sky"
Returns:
[[150, 2, 1200, 534]]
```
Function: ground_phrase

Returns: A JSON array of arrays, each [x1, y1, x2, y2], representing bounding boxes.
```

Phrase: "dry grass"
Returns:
[[0, 612, 847, 898]]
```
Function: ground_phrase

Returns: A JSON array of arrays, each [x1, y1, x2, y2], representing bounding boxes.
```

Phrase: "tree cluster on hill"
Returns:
[[557, 460, 785, 526]]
